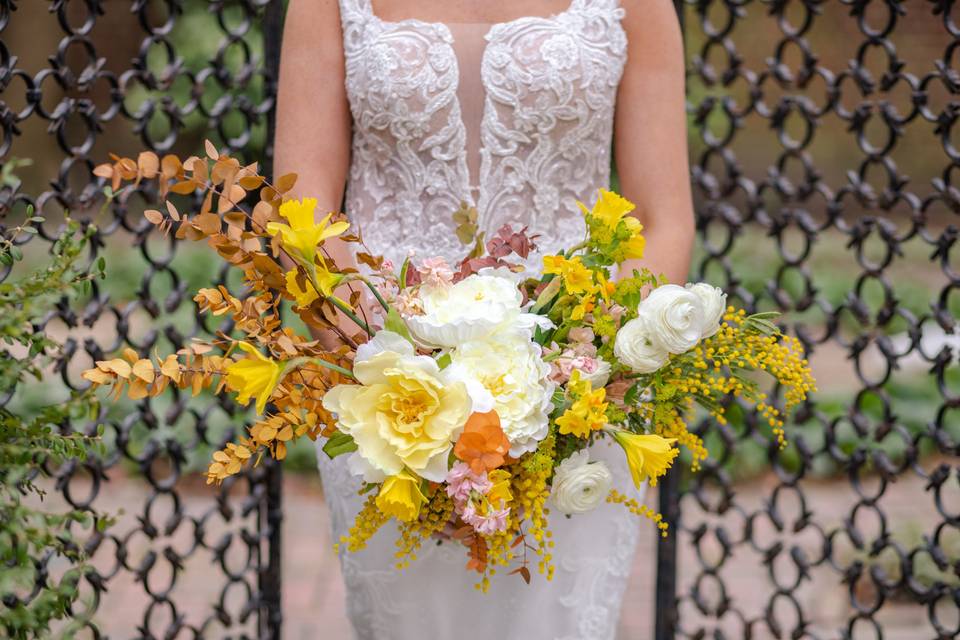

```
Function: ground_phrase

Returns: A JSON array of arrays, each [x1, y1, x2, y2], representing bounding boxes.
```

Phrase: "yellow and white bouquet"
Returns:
[[84, 144, 816, 589]]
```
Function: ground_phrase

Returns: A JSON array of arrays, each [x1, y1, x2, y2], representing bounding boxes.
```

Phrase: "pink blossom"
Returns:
[[462, 501, 510, 535], [394, 289, 423, 316], [418, 256, 455, 288], [445, 462, 491, 505], [568, 327, 595, 344]]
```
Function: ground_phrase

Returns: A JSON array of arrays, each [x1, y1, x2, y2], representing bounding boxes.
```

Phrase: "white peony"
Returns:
[[550, 450, 613, 515], [322, 330, 486, 483], [685, 282, 727, 338], [638, 284, 706, 354], [446, 332, 555, 457], [404, 268, 549, 347], [614, 316, 670, 374]]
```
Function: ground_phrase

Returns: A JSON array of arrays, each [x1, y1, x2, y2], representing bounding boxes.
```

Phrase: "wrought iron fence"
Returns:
[[662, 0, 960, 638], [0, 1, 284, 637], [0, 1, 956, 639]]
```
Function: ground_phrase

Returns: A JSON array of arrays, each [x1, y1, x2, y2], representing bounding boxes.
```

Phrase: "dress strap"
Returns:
[[337, 0, 370, 23]]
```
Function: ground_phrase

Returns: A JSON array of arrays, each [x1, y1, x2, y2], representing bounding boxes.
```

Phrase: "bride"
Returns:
[[274, 0, 694, 638]]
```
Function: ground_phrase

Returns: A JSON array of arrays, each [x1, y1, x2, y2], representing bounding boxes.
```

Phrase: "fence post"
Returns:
[[260, 2, 286, 638], [653, 2, 686, 639]]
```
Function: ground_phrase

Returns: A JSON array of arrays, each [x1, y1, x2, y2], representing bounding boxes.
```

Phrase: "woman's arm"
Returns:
[[274, 0, 351, 218], [274, 0, 367, 343], [613, 0, 695, 285]]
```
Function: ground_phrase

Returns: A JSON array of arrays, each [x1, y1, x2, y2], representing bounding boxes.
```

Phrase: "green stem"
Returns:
[[306, 358, 356, 380], [329, 295, 372, 336], [361, 278, 390, 311]]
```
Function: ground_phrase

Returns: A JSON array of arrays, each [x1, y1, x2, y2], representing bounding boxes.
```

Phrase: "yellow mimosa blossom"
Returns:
[[225, 341, 283, 414], [543, 255, 593, 294], [267, 197, 349, 264], [610, 430, 678, 488], [285, 270, 319, 307], [375, 470, 427, 522]]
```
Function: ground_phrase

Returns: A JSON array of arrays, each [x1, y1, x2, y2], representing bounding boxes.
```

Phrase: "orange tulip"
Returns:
[[454, 411, 510, 474]]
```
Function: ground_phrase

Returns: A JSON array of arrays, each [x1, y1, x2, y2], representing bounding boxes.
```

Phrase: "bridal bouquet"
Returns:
[[84, 143, 815, 589]]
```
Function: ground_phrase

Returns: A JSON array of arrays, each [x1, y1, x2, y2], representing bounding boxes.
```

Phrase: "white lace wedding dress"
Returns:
[[317, 1, 648, 638]]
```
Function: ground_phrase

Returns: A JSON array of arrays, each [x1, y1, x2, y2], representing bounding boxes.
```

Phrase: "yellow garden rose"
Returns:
[[375, 471, 427, 522], [322, 331, 474, 482]]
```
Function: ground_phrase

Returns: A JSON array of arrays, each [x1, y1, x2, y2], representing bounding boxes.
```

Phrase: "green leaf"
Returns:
[[384, 306, 413, 342], [658, 384, 678, 401], [322, 431, 358, 460], [623, 382, 640, 406], [436, 352, 452, 369]]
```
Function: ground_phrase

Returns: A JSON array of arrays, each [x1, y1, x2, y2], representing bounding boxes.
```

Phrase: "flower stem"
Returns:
[[329, 295, 372, 336], [361, 278, 390, 311]]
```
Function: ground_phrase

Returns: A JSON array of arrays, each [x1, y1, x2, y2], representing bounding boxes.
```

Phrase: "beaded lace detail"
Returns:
[[321, 2, 642, 638], [337, 0, 627, 268]]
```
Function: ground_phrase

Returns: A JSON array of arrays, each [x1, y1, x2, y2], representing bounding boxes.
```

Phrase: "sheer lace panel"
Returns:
[[337, 0, 627, 270]]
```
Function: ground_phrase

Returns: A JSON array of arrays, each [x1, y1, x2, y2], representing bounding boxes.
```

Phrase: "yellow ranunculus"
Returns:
[[376, 470, 427, 522], [610, 430, 678, 488], [266, 197, 349, 264], [225, 341, 283, 414], [321, 330, 472, 481]]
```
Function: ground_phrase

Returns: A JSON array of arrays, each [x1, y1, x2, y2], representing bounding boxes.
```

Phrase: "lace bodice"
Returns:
[[338, 0, 627, 267]]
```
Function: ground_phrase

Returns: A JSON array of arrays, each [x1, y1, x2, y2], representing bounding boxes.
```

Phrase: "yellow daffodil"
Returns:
[[285, 270, 319, 308], [225, 341, 284, 414], [557, 371, 608, 438], [610, 430, 678, 488], [375, 470, 427, 522], [543, 255, 593, 295], [616, 216, 646, 261], [580, 188, 636, 229], [487, 469, 513, 507], [571, 294, 595, 321], [266, 197, 349, 264]]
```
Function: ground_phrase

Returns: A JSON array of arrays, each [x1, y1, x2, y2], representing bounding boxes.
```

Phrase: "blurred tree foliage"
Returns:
[[0, 205, 109, 638]]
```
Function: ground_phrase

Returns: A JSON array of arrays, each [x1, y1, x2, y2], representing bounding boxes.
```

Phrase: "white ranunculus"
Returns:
[[447, 332, 555, 457], [638, 284, 706, 354], [404, 270, 533, 347], [550, 450, 613, 515], [614, 316, 670, 374], [685, 282, 727, 338]]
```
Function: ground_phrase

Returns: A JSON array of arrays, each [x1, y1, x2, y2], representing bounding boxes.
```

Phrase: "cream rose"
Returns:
[[446, 332, 555, 457], [638, 284, 706, 354], [322, 330, 475, 482], [685, 282, 727, 338], [404, 268, 549, 347], [550, 450, 613, 515], [613, 316, 670, 374]]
